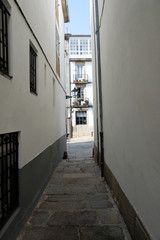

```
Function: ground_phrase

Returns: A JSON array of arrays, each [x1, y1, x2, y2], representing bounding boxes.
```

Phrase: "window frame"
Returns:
[[30, 44, 37, 94], [0, 132, 19, 229], [70, 37, 92, 56], [76, 111, 87, 125], [0, 0, 10, 76], [77, 65, 84, 78]]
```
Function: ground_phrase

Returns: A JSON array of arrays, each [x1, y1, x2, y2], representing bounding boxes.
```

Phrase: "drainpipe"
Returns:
[[92, 0, 99, 166], [92, 0, 104, 177], [69, 59, 73, 138]]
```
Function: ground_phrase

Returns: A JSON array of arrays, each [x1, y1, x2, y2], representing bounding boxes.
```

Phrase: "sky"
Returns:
[[65, 0, 91, 35]]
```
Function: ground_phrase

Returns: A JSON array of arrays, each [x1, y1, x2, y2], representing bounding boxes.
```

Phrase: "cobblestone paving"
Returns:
[[17, 137, 131, 240]]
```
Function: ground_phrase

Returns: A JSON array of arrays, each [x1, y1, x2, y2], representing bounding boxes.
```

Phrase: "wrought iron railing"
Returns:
[[72, 98, 92, 108], [73, 74, 88, 83]]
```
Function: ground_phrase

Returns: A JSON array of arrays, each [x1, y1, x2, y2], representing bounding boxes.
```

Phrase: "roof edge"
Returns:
[[61, 0, 70, 23]]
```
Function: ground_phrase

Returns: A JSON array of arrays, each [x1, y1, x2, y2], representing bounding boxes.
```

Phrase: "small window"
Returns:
[[0, 0, 9, 75], [76, 111, 87, 125], [56, 27, 60, 57], [0, 132, 19, 229], [56, 27, 60, 77], [30, 45, 37, 94]]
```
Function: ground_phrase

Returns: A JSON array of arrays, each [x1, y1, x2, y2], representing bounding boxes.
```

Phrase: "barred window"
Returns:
[[56, 27, 60, 57], [76, 111, 87, 125], [56, 27, 60, 77], [30, 45, 37, 94], [0, 132, 19, 229], [0, 0, 9, 75]]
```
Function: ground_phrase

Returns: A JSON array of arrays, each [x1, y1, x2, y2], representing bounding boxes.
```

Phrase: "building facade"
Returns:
[[0, 0, 69, 239], [65, 34, 94, 138], [91, 0, 160, 240]]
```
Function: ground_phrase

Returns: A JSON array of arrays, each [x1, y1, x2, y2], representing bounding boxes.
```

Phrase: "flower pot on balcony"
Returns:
[[73, 101, 78, 107], [85, 100, 89, 105]]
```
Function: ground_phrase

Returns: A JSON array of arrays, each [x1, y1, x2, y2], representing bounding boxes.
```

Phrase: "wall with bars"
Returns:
[[0, 0, 67, 238]]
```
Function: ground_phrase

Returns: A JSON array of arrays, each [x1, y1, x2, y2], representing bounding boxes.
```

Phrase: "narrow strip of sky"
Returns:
[[65, 0, 91, 35]]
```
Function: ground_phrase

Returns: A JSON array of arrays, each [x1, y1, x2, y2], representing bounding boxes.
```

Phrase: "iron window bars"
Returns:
[[76, 111, 87, 125], [0, 0, 9, 75], [0, 132, 19, 229], [30, 45, 37, 94]]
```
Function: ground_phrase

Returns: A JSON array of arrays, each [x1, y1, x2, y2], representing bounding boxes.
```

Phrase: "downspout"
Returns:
[[69, 59, 73, 138], [93, 0, 104, 177], [92, 0, 99, 166]]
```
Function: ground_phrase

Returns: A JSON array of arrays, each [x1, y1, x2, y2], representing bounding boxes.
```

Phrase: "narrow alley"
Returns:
[[17, 137, 131, 240], [1, 0, 160, 239]]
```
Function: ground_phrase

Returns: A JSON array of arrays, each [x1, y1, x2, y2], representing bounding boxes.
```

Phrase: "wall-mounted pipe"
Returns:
[[92, 0, 104, 177]]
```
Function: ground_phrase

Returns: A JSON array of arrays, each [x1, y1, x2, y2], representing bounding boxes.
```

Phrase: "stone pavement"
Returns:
[[17, 137, 132, 240]]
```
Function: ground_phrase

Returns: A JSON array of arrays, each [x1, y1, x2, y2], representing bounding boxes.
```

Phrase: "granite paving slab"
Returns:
[[17, 137, 131, 240]]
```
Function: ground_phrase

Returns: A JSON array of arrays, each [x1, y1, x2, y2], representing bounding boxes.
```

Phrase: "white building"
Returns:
[[66, 35, 94, 137], [0, 0, 69, 239], [91, 0, 160, 239]]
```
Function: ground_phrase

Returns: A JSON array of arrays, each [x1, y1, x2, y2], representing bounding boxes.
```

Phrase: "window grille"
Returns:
[[76, 111, 87, 125], [0, 132, 19, 229], [0, 0, 9, 75], [56, 27, 60, 57], [30, 45, 37, 94]]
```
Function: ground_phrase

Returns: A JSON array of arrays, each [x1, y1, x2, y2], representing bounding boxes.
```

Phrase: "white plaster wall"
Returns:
[[59, 0, 66, 87], [0, 0, 66, 168], [16, 0, 57, 75], [86, 85, 93, 105], [88, 109, 94, 127], [94, 0, 160, 239]]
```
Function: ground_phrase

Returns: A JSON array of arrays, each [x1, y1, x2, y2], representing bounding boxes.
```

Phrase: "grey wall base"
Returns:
[[94, 144, 151, 240], [0, 134, 66, 240]]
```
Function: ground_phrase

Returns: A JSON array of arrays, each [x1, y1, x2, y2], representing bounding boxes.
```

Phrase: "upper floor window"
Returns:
[[70, 38, 78, 55], [70, 38, 92, 56], [30, 45, 37, 94], [56, 27, 60, 77], [0, 0, 9, 75], [56, 27, 60, 57], [89, 39, 92, 54], [80, 39, 88, 55], [77, 65, 84, 78]]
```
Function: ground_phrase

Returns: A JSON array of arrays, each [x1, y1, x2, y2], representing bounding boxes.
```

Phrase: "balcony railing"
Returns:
[[72, 98, 93, 108], [73, 74, 88, 84]]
